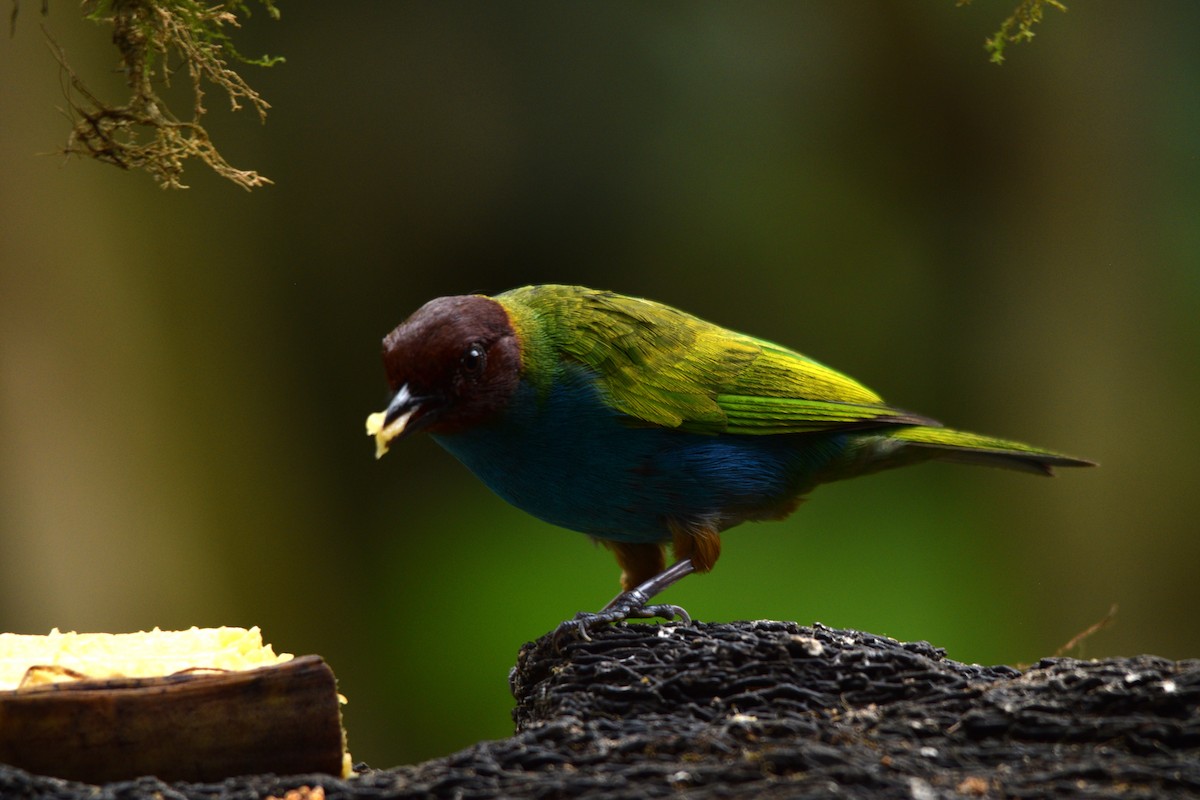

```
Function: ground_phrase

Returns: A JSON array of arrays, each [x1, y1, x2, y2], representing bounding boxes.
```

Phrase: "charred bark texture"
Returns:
[[3, 621, 1198, 799]]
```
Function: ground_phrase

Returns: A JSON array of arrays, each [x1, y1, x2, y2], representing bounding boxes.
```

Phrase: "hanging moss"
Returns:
[[35, 1, 283, 189], [958, 0, 1068, 64]]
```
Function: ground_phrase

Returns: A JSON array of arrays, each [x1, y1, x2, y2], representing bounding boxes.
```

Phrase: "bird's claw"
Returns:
[[624, 602, 692, 625], [552, 600, 692, 647]]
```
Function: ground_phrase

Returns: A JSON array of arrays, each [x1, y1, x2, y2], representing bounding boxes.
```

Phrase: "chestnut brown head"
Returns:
[[367, 294, 521, 456]]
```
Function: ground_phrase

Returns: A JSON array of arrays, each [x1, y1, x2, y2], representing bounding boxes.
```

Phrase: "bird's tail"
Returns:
[[891, 425, 1096, 476]]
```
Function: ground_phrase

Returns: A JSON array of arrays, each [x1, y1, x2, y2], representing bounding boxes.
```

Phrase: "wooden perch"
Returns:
[[2, 621, 1198, 798]]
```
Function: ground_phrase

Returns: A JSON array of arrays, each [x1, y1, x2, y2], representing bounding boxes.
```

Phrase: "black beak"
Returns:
[[366, 384, 438, 458]]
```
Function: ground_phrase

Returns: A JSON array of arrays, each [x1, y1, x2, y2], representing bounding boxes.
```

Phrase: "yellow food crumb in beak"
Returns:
[[366, 408, 417, 459], [365, 411, 386, 437], [365, 411, 390, 459]]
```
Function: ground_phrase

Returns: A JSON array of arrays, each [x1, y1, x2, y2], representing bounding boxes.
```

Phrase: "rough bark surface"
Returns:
[[3, 621, 1198, 799]]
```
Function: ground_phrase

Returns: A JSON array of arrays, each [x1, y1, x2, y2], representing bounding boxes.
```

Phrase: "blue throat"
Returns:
[[431, 364, 848, 543]]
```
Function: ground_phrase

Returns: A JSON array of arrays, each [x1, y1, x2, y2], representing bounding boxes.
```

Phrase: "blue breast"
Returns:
[[431, 364, 849, 543]]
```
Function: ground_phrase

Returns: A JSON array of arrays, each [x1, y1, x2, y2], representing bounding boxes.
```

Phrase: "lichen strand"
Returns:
[[59, 1, 282, 190], [958, 0, 1068, 65]]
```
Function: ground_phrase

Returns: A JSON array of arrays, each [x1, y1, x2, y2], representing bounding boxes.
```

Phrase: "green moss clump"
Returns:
[[53, 1, 284, 189], [958, 0, 1068, 65]]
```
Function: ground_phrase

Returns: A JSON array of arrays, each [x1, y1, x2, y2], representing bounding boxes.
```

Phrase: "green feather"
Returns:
[[497, 285, 936, 435], [888, 426, 1091, 475], [490, 284, 1094, 481], [496, 285, 1093, 474]]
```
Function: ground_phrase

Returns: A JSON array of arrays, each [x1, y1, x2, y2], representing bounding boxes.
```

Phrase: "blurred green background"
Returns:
[[2, 1, 1198, 767]]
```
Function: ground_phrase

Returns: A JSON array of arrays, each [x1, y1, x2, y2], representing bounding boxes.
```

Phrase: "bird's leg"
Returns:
[[601, 557, 696, 619], [554, 558, 696, 644]]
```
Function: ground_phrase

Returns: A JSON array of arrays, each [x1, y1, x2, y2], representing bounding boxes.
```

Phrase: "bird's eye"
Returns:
[[461, 342, 487, 377]]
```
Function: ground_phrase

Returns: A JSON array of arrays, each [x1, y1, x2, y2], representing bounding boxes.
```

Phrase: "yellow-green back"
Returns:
[[496, 284, 934, 436]]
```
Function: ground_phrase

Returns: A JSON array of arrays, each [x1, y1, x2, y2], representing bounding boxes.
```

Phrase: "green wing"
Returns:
[[501, 285, 936, 435]]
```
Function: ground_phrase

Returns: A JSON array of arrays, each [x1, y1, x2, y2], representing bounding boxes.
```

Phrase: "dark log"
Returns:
[[2, 621, 1198, 798], [0, 656, 347, 783]]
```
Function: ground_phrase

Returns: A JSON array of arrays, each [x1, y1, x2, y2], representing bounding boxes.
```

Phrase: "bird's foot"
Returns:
[[552, 591, 692, 646]]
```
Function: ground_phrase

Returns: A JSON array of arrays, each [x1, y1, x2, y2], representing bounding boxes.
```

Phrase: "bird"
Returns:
[[366, 284, 1093, 634]]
